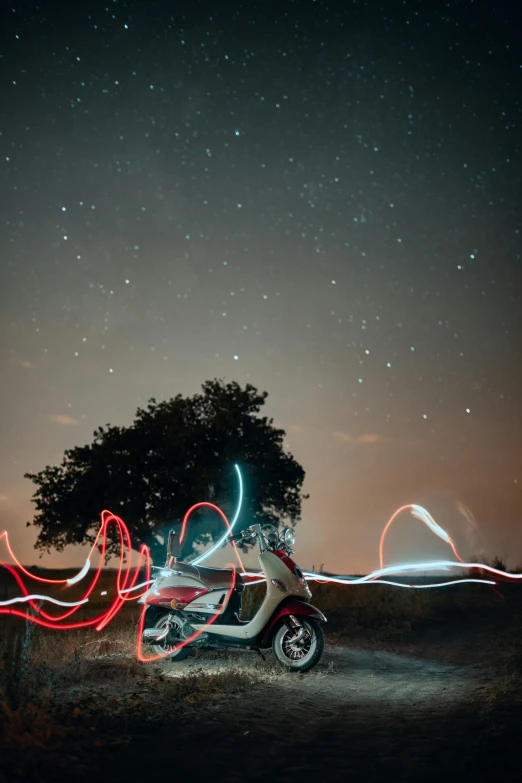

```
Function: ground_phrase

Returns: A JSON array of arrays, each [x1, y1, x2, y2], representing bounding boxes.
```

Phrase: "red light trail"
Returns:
[[1, 497, 521, 662]]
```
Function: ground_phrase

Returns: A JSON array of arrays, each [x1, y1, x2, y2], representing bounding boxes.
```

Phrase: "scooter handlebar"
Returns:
[[230, 527, 258, 543], [230, 531, 248, 542]]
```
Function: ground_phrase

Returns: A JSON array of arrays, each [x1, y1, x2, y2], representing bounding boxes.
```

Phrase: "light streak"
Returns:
[[118, 580, 155, 594], [410, 505, 452, 544], [1, 460, 521, 664], [0, 510, 151, 630], [0, 498, 239, 662], [177, 500, 246, 574], [306, 576, 498, 589], [239, 502, 522, 591], [0, 594, 89, 607], [192, 463, 243, 565], [66, 558, 91, 585], [378, 504, 465, 573]]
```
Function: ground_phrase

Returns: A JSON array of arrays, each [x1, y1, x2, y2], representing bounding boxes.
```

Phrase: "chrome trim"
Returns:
[[287, 627, 306, 644], [151, 567, 184, 577], [281, 526, 296, 548], [143, 627, 168, 642]]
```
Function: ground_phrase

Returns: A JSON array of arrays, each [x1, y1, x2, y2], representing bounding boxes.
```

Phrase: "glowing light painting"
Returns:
[[1, 464, 520, 661]]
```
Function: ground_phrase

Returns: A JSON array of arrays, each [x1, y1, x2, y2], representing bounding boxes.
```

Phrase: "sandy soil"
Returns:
[[91, 643, 519, 783]]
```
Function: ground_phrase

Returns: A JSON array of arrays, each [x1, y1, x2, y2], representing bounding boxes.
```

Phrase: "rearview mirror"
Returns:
[[167, 530, 181, 561]]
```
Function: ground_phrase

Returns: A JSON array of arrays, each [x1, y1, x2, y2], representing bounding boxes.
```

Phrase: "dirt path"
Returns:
[[172, 642, 479, 717], [96, 644, 518, 783]]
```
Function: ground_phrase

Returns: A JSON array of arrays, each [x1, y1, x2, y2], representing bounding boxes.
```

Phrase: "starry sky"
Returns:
[[1, 0, 521, 573]]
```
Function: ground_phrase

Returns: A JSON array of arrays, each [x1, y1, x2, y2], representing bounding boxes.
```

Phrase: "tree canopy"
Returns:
[[25, 379, 308, 564]]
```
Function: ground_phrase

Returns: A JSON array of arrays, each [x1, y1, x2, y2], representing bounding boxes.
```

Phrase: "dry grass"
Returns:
[[241, 577, 478, 641], [312, 580, 456, 642], [2, 569, 522, 779], [0, 605, 258, 780]]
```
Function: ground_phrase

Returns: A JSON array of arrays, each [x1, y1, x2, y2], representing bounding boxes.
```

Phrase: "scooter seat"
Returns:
[[198, 565, 245, 592], [174, 561, 245, 592]]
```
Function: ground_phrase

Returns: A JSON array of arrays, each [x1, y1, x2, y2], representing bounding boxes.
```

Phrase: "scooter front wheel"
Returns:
[[272, 617, 324, 672]]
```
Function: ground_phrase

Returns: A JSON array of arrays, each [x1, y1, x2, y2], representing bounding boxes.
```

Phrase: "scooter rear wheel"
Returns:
[[151, 612, 191, 661], [272, 617, 324, 672]]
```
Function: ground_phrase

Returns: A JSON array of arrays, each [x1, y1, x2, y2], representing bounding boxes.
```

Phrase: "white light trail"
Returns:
[[193, 464, 243, 565], [410, 504, 452, 544], [0, 594, 89, 607], [118, 579, 155, 594], [66, 558, 91, 585]]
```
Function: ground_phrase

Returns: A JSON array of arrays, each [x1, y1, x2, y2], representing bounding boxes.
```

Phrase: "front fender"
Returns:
[[261, 597, 326, 647]]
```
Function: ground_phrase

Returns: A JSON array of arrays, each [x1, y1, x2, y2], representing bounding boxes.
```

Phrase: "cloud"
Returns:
[[357, 433, 386, 444], [333, 431, 388, 444], [333, 431, 352, 443], [8, 351, 33, 369], [0, 494, 8, 502], [48, 414, 80, 427]]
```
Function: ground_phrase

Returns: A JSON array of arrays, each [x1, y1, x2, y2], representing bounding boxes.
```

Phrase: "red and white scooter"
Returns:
[[139, 523, 326, 672]]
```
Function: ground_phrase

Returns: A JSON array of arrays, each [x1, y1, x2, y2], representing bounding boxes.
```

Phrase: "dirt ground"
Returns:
[[2, 588, 521, 783], [82, 641, 519, 783]]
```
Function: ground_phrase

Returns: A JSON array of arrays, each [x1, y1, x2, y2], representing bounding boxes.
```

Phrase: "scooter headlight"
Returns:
[[281, 527, 296, 548]]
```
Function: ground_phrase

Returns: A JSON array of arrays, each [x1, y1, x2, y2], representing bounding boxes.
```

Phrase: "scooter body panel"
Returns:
[[141, 573, 210, 605], [189, 550, 311, 640]]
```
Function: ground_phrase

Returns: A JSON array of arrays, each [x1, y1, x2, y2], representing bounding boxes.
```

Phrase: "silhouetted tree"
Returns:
[[25, 380, 308, 564]]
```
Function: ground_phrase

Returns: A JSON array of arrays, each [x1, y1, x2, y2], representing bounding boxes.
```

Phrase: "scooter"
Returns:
[[138, 523, 327, 672]]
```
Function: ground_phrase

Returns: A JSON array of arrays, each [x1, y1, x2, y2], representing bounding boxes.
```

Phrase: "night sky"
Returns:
[[1, 0, 521, 573]]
